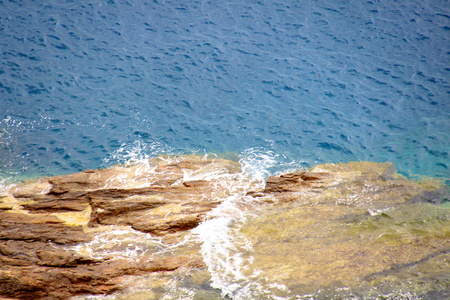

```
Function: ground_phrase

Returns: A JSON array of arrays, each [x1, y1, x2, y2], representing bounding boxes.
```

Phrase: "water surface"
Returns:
[[1, 0, 449, 182]]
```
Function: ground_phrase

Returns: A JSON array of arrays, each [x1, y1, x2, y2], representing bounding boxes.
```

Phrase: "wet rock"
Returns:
[[0, 210, 206, 299], [405, 188, 450, 205], [36, 249, 81, 267], [22, 200, 89, 212], [131, 213, 205, 235], [0, 157, 448, 299], [0, 240, 89, 267], [0, 256, 204, 300], [264, 171, 331, 193], [0, 156, 240, 299], [85, 180, 226, 235], [238, 161, 450, 298], [0, 211, 87, 244], [258, 161, 446, 209]]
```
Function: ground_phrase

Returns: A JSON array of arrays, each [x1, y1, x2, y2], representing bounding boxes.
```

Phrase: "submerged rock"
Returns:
[[236, 161, 450, 299], [0, 156, 448, 299]]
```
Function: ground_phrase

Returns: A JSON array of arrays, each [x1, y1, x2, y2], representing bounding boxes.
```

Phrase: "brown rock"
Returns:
[[22, 200, 88, 212], [36, 249, 79, 267], [0, 255, 204, 300], [131, 213, 205, 235], [1, 157, 446, 299], [0, 212, 87, 244], [0, 156, 240, 299], [87, 183, 220, 235], [264, 171, 331, 193], [0, 240, 86, 267]]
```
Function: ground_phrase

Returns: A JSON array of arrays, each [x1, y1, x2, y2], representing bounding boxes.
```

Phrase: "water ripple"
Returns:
[[0, 0, 449, 181]]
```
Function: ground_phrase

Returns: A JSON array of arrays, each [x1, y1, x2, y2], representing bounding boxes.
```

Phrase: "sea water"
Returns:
[[0, 0, 449, 182], [1, 1, 449, 299]]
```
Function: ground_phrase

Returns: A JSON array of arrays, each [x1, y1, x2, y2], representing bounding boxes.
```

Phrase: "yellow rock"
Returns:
[[53, 205, 92, 227], [149, 203, 185, 216]]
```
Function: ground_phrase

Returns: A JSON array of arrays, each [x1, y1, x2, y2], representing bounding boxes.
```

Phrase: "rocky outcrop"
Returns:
[[239, 161, 450, 298], [263, 171, 331, 193], [257, 161, 449, 208], [0, 212, 87, 244], [0, 156, 448, 299], [0, 156, 239, 299], [0, 253, 203, 300]]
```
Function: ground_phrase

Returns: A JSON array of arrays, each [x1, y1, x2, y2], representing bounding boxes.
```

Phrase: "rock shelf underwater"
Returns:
[[0, 155, 449, 299]]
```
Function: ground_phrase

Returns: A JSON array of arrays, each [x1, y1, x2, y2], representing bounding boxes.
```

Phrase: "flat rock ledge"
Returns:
[[0, 156, 448, 299]]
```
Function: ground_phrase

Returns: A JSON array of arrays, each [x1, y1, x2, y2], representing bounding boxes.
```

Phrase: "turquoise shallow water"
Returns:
[[0, 0, 449, 181]]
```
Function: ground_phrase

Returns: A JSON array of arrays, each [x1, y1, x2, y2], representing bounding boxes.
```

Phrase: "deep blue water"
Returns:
[[1, 0, 449, 182]]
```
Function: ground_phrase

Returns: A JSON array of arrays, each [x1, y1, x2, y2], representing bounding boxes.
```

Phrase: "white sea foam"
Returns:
[[194, 207, 290, 299], [192, 196, 255, 298], [239, 147, 308, 185], [70, 145, 302, 298], [104, 140, 173, 168], [67, 226, 165, 261], [239, 147, 281, 185], [192, 148, 298, 299], [0, 179, 13, 196]]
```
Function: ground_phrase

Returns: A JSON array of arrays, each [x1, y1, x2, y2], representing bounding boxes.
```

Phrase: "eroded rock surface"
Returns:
[[0, 156, 240, 299], [0, 156, 448, 299]]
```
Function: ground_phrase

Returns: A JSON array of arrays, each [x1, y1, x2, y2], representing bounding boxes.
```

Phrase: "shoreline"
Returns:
[[2, 152, 449, 188], [0, 155, 449, 299]]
